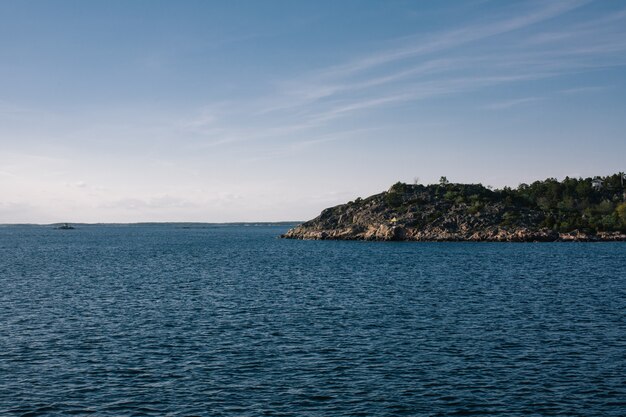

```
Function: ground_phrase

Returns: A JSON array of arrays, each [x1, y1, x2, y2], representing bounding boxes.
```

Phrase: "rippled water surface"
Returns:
[[1, 224, 625, 416]]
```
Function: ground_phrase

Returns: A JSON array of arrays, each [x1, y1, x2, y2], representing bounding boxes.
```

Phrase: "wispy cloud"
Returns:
[[180, 0, 625, 153], [310, 0, 590, 79], [559, 86, 609, 95], [483, 97, 544, 110]]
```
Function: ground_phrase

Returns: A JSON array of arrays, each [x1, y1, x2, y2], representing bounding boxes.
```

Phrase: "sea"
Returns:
[[1, 224, 624, 416]]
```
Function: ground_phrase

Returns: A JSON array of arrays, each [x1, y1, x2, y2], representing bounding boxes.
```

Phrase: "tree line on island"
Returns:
[[386, 173, 626, 233]]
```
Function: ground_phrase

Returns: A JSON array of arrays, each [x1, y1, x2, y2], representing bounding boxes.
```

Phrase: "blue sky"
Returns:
[[1, 0, 625, 223]]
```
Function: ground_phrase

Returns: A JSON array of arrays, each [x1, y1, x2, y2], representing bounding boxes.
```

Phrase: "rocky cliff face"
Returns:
[[282, 182, 626, 242]]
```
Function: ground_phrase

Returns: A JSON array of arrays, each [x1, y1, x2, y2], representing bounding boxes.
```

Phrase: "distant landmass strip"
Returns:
[[282, 174, 626, 242]]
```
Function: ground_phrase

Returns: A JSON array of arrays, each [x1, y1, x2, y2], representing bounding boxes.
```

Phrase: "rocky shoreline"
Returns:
[[282, 224, 626, 242], [282, 180, 626, 242]]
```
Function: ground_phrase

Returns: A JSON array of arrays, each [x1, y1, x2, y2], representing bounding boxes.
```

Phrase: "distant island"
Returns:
[[282, 174, 626, 242]]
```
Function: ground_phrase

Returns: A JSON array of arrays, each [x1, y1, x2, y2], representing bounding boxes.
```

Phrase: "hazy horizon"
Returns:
[[1, 172, 624, 225], [2, 1, 626, 223]]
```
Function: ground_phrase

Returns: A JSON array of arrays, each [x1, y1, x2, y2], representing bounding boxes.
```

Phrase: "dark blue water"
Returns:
[[1, 224, 624, 416]]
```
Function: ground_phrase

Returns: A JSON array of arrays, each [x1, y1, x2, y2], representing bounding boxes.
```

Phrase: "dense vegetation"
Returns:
[[386, 173, 626, 233]]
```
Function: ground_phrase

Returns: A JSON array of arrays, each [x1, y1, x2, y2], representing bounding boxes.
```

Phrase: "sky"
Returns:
[[1, 0, 626, 223]]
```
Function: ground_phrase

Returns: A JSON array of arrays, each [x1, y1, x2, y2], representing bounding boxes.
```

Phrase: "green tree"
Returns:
[[597, 200, 615, 215], [617, 202, 626, 226], [386, 182, 406, 207], [389, 181, 407, 193], [444, 190, 456, 201]]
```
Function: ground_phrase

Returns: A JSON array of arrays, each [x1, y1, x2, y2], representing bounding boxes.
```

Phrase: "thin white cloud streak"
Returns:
[[312, 0, 590, 79], [239, 126, 389, 163], [274, 58, 461, 104], [559, 86, 609, 95], [483, 97, 543, 110], [272, 72, 567, 129], [523, 7, 626, 46]]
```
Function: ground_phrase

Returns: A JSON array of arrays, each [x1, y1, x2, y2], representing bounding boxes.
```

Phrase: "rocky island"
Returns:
[[282, 174, 626, 242]]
